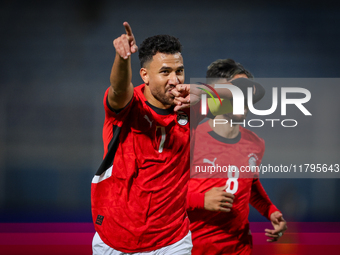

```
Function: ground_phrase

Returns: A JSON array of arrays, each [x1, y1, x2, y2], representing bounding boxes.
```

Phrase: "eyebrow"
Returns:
[[159, 65, 185, 71]]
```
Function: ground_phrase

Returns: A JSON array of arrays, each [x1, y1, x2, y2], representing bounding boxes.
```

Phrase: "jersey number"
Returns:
[[156, 126, 166, 153], [226, 165, 239, 194]]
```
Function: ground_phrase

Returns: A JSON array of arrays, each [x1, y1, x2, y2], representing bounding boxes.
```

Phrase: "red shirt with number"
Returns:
[[91, 84, 200, 252], [187, 121, 279, 255]]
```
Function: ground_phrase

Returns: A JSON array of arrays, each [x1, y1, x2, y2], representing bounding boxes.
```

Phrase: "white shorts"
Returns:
[[92, 231, 192, 255]]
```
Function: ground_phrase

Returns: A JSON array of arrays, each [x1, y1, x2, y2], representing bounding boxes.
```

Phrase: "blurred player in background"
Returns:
[[187, 59, 287, 254]]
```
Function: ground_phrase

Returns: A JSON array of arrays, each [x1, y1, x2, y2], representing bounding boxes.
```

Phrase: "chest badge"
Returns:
[[248, 153, 260, 177], [248, 156, 257, 172], [177, 111, 189, 126]]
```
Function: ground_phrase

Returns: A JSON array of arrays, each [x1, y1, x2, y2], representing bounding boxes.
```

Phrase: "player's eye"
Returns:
[[160, 70, 170, 74], [176, 69, 184, 75]]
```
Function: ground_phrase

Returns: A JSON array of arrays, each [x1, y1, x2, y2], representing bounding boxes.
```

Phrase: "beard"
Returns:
[[230, 115, 247, 123], [151, 85, 175, 106]]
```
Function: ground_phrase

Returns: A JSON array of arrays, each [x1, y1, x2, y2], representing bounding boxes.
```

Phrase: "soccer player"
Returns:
[[187, 59, 287, 254], [91, 22, 267, 254], [91, 22, 196, 254]]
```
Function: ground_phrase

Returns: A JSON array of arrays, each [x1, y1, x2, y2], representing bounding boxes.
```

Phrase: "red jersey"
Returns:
[[91, 84, 199, 253], [187, 121, 279, 255]]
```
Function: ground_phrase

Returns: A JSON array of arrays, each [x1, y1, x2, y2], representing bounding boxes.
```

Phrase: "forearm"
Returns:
[[173, 79, 264, 112], [250, 179, 279, 220], [107, 22, 136, 110], [110, 52, 133, 94]]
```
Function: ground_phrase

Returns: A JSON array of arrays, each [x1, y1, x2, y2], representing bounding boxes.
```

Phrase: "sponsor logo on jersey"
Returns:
[[95, 215, 104, 225], [144, 115, 153, 127], [203, 157, 217, 168]]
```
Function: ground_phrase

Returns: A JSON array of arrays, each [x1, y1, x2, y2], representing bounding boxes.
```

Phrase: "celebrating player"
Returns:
[[91, 22, 196, 255], [91, 20, 271, 254], [187, 59, 287, 254]]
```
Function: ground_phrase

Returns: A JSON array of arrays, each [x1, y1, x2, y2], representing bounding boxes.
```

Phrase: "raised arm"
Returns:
[[108, 22, 138, 110], [171, 78, 265, 112]]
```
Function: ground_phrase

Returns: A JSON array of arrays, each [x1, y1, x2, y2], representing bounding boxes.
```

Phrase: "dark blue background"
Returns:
[[1, 0, 339, 223]]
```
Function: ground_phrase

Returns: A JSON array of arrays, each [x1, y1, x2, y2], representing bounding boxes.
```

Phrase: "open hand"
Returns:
[[265, 211, 287, 242], [204, 185, 234, 213]]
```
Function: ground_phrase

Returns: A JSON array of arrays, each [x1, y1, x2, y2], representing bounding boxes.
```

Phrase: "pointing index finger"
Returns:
[[123, 22, 133, 36]]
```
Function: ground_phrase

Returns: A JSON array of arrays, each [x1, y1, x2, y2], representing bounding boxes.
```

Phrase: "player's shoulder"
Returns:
[[133, 83, 145, 93], [240, 126, 265, 146], [123, 84, 146, 108], [129, 84, 144, 102], [103, 84, 145, 117]]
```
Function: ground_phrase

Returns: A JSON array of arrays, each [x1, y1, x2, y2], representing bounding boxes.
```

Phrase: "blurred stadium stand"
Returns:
[[0, 0, 340, 223]]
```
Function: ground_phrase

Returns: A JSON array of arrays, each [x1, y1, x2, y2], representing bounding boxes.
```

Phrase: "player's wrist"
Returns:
[[188, 192, 205, 210]]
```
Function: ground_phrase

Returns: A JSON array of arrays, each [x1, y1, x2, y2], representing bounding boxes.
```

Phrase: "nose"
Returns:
[[168, 72, 179, 85]]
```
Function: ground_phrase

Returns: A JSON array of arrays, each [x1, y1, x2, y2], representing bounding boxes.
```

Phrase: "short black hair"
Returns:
[[138, 35, 182, 67], [206, 59, 253, 80], [207, 59, 265, 104]]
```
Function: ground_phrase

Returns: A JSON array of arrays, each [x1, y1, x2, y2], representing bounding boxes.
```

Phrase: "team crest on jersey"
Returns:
[[248, 153, 258, 175], [248, 156, 257, 171], [248, 153, 259, 174], [176, 111, 189, 126]]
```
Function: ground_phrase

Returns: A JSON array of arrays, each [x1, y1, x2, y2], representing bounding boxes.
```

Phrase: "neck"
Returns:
[[208, 116, 240, 139]]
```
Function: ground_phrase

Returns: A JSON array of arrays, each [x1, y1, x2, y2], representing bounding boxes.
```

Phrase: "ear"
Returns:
[[140, 68, 149, 85]]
